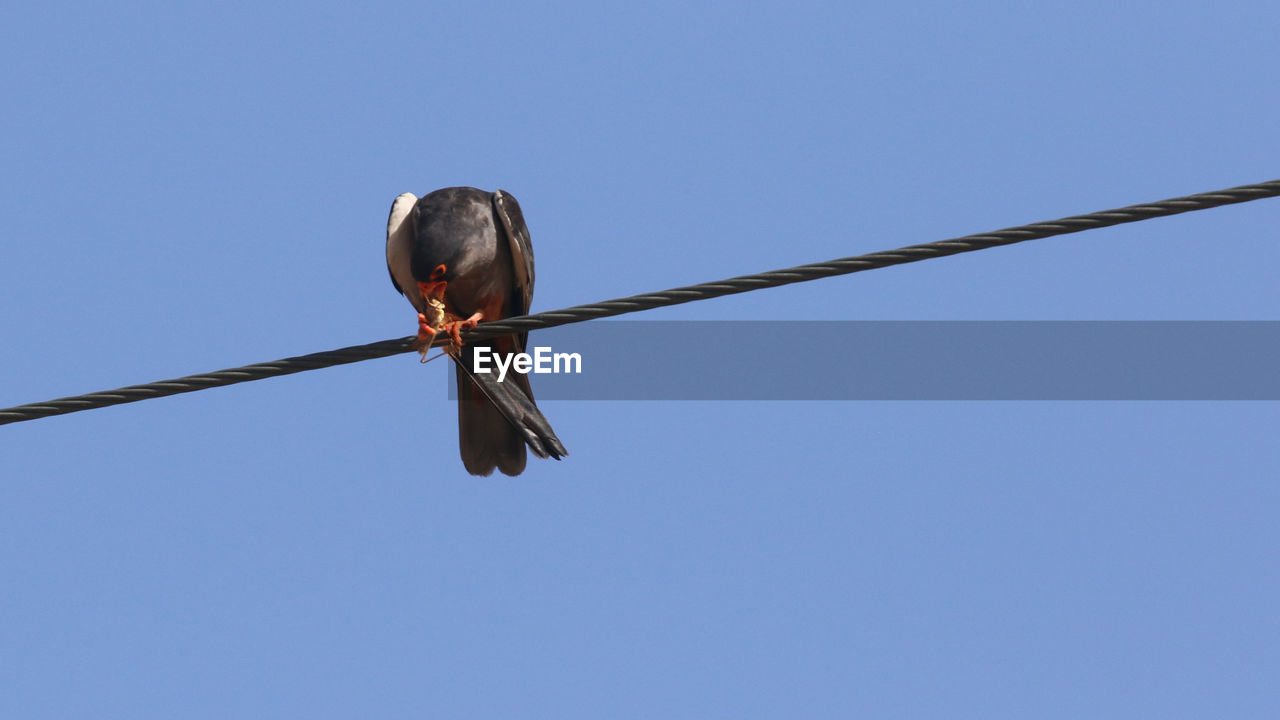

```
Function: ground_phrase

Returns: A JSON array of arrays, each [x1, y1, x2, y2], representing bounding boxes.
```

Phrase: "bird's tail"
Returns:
[[453, 341, 567, 476]]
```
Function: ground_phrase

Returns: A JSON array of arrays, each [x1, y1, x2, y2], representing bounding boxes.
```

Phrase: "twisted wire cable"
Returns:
[[3, 178, 1278, 426]]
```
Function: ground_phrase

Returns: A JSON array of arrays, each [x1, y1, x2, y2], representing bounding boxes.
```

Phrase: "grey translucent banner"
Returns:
[[445, 321, 1280, 400]]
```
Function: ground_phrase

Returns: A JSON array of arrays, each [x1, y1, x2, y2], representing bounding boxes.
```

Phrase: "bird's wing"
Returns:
[[491, 189, 535, 316]]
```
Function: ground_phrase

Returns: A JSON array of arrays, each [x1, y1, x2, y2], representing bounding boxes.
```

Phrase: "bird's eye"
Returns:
[[430, 264, 447, 280]]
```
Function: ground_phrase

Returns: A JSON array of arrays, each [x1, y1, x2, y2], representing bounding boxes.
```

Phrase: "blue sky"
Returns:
[[4, 1, 1280, 717]]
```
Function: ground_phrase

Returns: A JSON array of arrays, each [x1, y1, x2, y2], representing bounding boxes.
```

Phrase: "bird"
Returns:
[[385, 186, 567, 476]]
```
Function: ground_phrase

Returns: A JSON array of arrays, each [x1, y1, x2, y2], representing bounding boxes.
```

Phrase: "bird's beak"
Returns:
[[418, 280, 447, 302]]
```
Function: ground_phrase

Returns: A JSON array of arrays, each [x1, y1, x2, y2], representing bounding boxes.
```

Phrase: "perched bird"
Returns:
[[385, 187, 567, 476]]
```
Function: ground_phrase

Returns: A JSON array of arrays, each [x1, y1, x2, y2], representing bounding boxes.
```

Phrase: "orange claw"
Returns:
[[413, 313, 440, 362], [416, 313, 439, 342], [442, 312, 483, 348]]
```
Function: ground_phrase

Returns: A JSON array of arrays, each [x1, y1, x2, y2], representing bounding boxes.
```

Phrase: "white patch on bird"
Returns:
[[385, 192, 422, 309]]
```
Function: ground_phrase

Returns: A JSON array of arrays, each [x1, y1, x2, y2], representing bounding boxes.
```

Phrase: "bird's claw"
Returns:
[[442, 312, 483, 349], [412, 311, 482, 362], [414, 314, 438, 362]]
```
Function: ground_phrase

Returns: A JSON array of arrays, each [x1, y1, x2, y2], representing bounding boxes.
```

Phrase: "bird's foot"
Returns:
[[442, 312, 483, 349], [413, 314, 438, 361]]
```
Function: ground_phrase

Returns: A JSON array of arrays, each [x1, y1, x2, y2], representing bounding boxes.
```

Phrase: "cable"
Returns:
[[461, 179, 1280, 340], [2, 178, 1278, 426]]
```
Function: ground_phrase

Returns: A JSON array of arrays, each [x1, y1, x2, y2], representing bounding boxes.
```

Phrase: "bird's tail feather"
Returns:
[[458, 361, 567, 460], [452, 343, 567, 476]]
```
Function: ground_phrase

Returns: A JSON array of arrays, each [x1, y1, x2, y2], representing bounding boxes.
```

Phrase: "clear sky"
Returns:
[[4, 1, 1280, 717]]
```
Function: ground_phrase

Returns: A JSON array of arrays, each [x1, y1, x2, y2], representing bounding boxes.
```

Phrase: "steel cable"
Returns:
[[3, 178, 1278, 426]]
